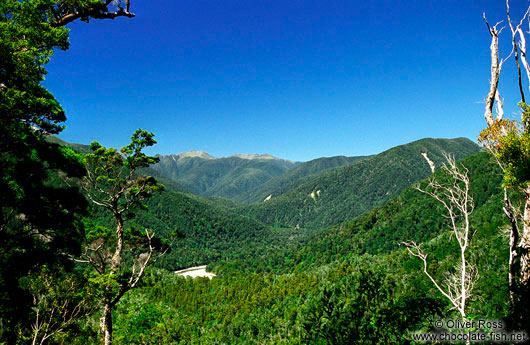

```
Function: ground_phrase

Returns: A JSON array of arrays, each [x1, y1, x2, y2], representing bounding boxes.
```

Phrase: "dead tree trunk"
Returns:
[[403, 153, 476, 322], [520, 193, 530, 288], [482, 1, 530, 331]]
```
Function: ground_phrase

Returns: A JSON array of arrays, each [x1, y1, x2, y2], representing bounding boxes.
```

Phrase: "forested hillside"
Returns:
[[152, 153, 297, 199], [237, 137, 480, 229], [72, 151, 513, 345], [5, 1, 529, 344], [235, 154, 368, 204], [215, 151, 505, 275], [119, 187, 315, 271], [55, 136, 481, 274]]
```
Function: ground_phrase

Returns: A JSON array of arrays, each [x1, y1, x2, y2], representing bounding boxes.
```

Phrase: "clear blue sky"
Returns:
[[44, 0, 528, 162]]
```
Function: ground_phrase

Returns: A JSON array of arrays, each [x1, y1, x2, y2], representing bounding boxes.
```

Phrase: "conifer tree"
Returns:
[[0, 1, 136, 341], [81, 129, 166, 345]]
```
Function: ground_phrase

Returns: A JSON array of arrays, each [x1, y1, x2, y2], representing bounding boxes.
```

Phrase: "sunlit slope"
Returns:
[[152, 154, 297, 200], [216, 151, 504, 275], [237, 138, 480, 229], [235, 155, 368, 204]]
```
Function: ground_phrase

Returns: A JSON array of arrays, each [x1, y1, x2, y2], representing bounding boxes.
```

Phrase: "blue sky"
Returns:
[[44, 0, 529, 161]]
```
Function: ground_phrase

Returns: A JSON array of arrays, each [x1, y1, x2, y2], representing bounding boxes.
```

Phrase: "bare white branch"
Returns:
[[405, 153, 476, 319]]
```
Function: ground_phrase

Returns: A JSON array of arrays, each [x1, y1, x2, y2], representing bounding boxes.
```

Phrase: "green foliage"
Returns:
[[495, 103, 530, 189], [80, 129, 169, 344], [17, 266, 100, 344], [0, 5, 509, 344], [236, 155, 367, 204], [94, 254, 445, 345], [237, 137, 480, 229], [0, 124, 88, 342], [478, 102, 530, 190], [0, 0, 70, 134], [108, 186, 312, 271], [0, 1, 138, 342], [0, 1, 138, 343], [58, 150, 508, 345], [299, 268, 442, 345], [152, 154, 297, 199], [81, 130, 166, 270], [83, 129, 164, 218]]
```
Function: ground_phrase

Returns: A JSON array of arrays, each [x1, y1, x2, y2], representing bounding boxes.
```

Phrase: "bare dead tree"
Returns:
[[403, 153, 477, 320], [506, 0, 530, 103], [517, 23, 530, 93], [482, 3, 530, 327], [483, 13, 512, 127], [502, 189, 522, 305]]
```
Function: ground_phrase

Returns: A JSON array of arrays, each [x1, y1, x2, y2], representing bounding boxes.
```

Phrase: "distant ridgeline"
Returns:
[[235, 137, 480, 229], [235, 154, 368, 204], [151, 151, 298, 199]]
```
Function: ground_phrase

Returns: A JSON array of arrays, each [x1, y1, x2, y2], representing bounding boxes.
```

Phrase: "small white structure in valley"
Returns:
[[175, 265, 216, 279]]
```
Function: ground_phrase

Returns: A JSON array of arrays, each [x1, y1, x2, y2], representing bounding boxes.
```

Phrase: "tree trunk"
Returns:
[[513, 195, 530, 331], [110, 215, 124, 273], [509, 218, 519, 305], [503, 189, 520, 306], [522, 197, 530, 285], [100, 214, 124, 345], [101, 299, 113, 345]]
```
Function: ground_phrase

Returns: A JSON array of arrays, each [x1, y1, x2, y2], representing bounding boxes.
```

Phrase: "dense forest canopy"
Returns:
[[2, 1, 530, 344]]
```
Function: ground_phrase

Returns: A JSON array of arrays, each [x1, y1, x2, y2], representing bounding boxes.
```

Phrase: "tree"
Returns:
[[47, 0, 135, 27], [480, 1, 530, 330], [0, 0, 136, 341], [81, 129, 166, 345], [403, 153, 477, 323]]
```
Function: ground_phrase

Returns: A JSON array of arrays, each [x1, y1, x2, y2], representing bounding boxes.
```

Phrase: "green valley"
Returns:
[[99, 151, 513, 345], [3, 1, 529, 344]]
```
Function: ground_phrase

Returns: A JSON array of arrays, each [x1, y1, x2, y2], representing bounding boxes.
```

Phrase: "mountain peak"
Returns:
[[166, 151, 292, 162], [177, 150, 215, 159], [229, 153, 280, 160]]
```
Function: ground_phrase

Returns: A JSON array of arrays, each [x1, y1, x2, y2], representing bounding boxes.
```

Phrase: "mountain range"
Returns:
[[151, 137, 480, 230], [43, 133, 520, 344], [51, 135, 481, 269], [152, 151, 297, 199], [113, 144, 512, 345]]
